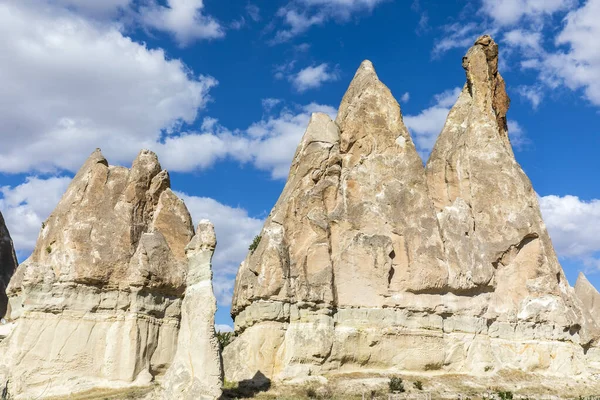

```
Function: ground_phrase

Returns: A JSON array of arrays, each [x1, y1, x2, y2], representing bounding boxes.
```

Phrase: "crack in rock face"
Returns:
[[223, 36, 600, 387]]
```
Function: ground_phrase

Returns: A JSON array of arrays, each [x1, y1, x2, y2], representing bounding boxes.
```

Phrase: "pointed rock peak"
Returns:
[[187, 220, 217, 254], [462, 34, 510, 141], [576, 272, 598, 292], [84, 148, 108, 167], [356, 59, 377, 77], [335, 59, 383, 126], [303, 112, 340, 145], [132, 149, 161, 174]]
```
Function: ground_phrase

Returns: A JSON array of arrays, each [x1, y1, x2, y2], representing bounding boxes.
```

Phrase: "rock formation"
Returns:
[[160, 220, 222, 400], [0, 211, 18, 334], [0, 149, 221, 399], [224, 35, 600, 386], [576, 273, 600, 325]]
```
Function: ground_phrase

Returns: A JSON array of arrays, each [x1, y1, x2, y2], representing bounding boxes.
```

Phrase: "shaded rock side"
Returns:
[[0, 149, 194, 399], [160, 221, 222, 400], [225, 36, 600, 386], [0, 211, 18, 329]]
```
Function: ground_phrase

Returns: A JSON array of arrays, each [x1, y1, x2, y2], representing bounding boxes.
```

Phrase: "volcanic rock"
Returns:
[[223, 36, 600, 386], [0, 149, 221, 399]]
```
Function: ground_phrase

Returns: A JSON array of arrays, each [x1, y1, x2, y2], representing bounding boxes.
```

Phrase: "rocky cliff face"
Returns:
[[0, 149, 220, 399], [224, 36, 600, 385], [0, 211, 18, 325]]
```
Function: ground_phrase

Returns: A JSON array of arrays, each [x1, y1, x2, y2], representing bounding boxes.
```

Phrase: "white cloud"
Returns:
[[0, 177, 72, 257], [140, 0, 225, 46], [52, 0, 132, 17], [517, 85, 544, 109], [291, 64, 340, 92], [215, 324, 234, 332], [539, 194, 600, 269], [497, 0, 600, 108], [0, 2, 216, 175], [432, 22, 485, 56], [404, 87, 462, 158], [503, 29, 543, 53], [246, 3, 261, 22], [262, 98, 283, 112], [177, 193, 264, 306], [507, 120, 530, 150], [481, 0, 576, 26], [401, 92, 410, 103], [273, 0, 388, 43], [154, 102, 337, 179], [542, 0, 600, 106]]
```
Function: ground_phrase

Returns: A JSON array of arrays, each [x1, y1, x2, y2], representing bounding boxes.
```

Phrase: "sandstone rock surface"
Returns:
[[0, 211, 18, 331], [159, 220, 222, 400], [0, 149, 220, 399], [224, 36, 600, 387]]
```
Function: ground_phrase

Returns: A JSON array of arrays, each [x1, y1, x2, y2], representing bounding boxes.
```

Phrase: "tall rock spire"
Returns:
[[333, 59, 447, 299], [425, 36, 569, 306]]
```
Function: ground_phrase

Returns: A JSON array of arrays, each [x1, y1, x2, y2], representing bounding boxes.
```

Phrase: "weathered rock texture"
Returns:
[[160, 220, 222, 400], [224, 36, 600, 386], [0, 149, 220, 399], [0, 211, 18, 327]]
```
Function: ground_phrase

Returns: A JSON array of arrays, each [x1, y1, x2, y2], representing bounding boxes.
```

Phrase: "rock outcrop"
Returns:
[[0, 149, 221, 399], [576, 273, 600, 325], [224, 35, 600, 386], [160, 221, 222, 400], [0, 211, 18, 333]]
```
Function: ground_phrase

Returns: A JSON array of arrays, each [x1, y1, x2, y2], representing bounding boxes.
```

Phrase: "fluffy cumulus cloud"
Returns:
[[539, 0, 600, 106], [176, 193, 264, 306], [156, 102, 337, 179], [140, 0, 225, 46], [0, 2, 216, 175], [472, 0, 600, 109], [291, 63, 340, 92], [0, 177, 72, 257], [273, 0, 388, 43], [481, 0, 576, 26], [0, 2, 339, 181], [539, 195, 600, 269]]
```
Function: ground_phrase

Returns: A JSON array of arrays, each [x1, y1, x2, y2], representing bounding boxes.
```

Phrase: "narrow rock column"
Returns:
[[161, 221, 222, 400]]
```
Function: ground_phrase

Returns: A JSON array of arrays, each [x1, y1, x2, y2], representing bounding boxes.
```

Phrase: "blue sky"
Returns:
[[0, 0, 599, 330]]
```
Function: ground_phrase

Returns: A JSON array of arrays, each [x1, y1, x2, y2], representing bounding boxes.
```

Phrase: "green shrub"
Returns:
[[497, 391, 513, 400], [216, 331, 234, 350], [45, 246, 52, 254], [249, 235, 261, 254], [389, 376, 405, 393], [413, 380, 423, 390]]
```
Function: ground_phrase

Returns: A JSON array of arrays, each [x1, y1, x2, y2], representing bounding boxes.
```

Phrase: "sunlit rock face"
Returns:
[[159, 220, 223, 400], [224, 36, 600, 387], [0, 149, 201, 399]]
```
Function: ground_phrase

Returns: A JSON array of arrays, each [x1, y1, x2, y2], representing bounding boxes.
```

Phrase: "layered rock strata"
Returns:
[[224, 36, 600, 384], [0, 150, 202, 398]]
